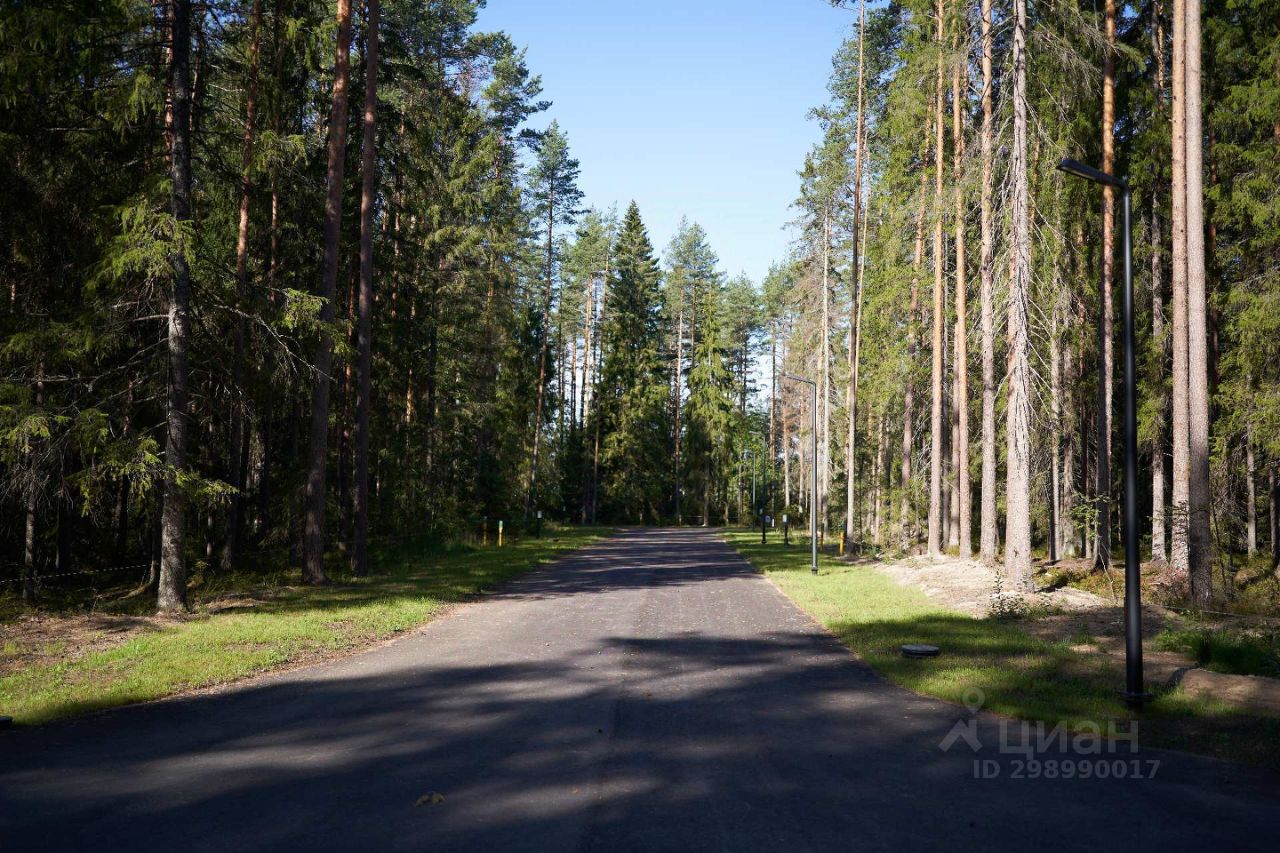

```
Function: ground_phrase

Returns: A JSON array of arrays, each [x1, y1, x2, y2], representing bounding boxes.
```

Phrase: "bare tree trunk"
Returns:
[[903, 169, 927, 548], [846, 54, 867, 553], [770, 325, 778, 513], [1094, 0, 1118, 571], [783, 335, 792, 509], [1050, 289, 1063, 563], [1170, 0, 1191, 579], [22, 365, 45, 603], [1004, 0, 1033, 591], [353, 0, 379, 576], [158, 0, 194, 612], [978, 0, 998, 563], [1246, 429, 1257, 556], [1152, 198, 1169, 563], [928, 0, 945, 558], [1151, 0, 1169, 566], [1184, 0, 1212, 605], [873, 414, 885, 543], [821, 212, 832, 540], [952, 29, 971, 557], [580, 275, 593, 426], [1271, 466, 1279, 571], [673, 296, 685, 521], [302, 0, 353, 584]]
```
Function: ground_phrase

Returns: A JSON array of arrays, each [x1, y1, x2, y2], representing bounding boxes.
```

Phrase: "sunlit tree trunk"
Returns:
[[158, 0, 194, 612], [903, 167, 928, 549], [928, 0, 945, 557], [673, 295, 685, 521], [1170, 0, 1191, 579], [1152, 201, 1169, 563], [952, 20, 970, 557], [1094, 0, 1117, 571], [978, 0, 998, 563], [1004, 0, 1033, 590], [1184, 0, 1211, 604], [846, 21, 866, 554], [821, 211, 832, 540]]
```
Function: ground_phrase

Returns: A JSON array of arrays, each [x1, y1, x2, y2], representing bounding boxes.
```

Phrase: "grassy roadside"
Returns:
[[723, 530, 1280, 768], [1, 526, 609, 726]]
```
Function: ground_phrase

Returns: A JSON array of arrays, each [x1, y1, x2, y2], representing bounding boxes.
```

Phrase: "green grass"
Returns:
[[724, 530, 1280, 768], [1155, 627, 1280, 678], [0, 527, 608, 726]]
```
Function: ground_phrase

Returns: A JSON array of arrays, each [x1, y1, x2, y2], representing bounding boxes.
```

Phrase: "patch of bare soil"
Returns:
[[869, 554, 1194, 684], [868, 555, 1280, 713], [0, 612, 174, 678]]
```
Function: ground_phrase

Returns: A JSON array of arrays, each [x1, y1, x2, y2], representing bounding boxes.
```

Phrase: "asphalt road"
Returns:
[[2, 528, 1277, 851]]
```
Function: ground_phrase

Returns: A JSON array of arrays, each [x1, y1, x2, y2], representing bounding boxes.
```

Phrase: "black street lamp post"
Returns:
[[1057, 157, 1150, 709]]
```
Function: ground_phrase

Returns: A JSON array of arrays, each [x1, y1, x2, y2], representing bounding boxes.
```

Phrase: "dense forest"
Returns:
[[0, 0, 762, 612], [772, 0, 1279, 603], [2, 0, 1277, 616]]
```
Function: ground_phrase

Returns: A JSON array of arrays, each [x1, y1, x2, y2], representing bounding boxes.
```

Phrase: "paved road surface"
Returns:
[[2, 528, 1277, 851]]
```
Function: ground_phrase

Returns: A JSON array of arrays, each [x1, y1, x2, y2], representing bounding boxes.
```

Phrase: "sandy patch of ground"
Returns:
[[868, 554, 1193, 684], [872, 556, 1280, 711]]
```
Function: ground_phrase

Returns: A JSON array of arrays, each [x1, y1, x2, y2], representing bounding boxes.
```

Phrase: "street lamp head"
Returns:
[[1057, 157, 1127, 190], [783, 372, 815, 386]]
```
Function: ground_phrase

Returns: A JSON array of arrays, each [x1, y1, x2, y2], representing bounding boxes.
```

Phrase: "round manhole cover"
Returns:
[[901, 644, 940, 658]]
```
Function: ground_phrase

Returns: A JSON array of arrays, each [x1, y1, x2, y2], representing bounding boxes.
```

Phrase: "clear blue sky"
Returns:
[[475, 0, 856, 285]]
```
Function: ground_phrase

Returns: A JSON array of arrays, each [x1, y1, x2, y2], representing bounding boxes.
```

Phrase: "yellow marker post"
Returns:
[[839, 529, 845, 556], [498, 520, 504, 548]]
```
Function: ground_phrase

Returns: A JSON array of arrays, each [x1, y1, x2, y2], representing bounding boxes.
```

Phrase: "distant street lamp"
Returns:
[[742, 449, 756, 526], [1057, 157, 1150, 709], [785, 373, 819, 574]]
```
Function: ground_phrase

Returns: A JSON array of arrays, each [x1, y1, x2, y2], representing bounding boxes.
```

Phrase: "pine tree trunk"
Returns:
[[673, 298, 685, 521], [783, 335, 792, 509], [873, 414, 885, 543], [1004, 0, 1033, 590], [927, 0, 945, 558], [845, 0, 868, 554], [903, 171, 927, 549], [1270, 467, 1279, 571], [770, 327, 777, 513], [1150, 0, 1170, 553], [1152, 198, 1169, 563], [1095, 0, 1118, 571], [978, 0, 998, 563], [302, 0, 354, 585], [1050, 290, 1063, 563], [952, 34, 970, 557], [158, 0, 194, 612], [353, 0, 378, 576], [1184, 0, 1212, 605], [1246, 430, 1256, 556], [1170, 0, 1191, 580], [821, 212, 832, 540]]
